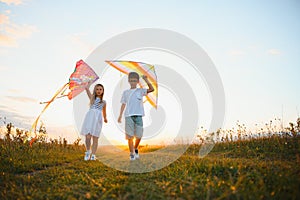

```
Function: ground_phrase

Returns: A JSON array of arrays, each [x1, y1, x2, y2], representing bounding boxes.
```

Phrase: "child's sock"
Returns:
[[86, 150, 91, 154]]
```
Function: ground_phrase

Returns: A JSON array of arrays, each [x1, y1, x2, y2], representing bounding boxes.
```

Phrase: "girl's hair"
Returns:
[[90, 84, 104, 106]]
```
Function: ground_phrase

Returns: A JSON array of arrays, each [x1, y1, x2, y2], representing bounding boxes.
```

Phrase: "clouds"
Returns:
[[0, 65, 8, 72], [3, 88, 38, 103], [0, 2, 37, 47], [267, 49, 281, 55], [0, 0, 23, 6], [228, 47, 282, 57], [0, 105, 33, 128], [68, 33, 96, 55], [6, 89, 21, 93], [229, 50, 245, 56], [0, 13, 10, 24], [0, 105, 79, 143], [5, 96, 38, 103], [0, 94, 37, 126]]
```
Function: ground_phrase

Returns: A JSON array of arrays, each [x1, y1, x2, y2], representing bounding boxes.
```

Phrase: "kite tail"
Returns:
[[29, 83, 69, 146]]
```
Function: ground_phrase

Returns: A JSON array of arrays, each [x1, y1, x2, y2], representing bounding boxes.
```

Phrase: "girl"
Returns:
[[81, 83, 107, 160]]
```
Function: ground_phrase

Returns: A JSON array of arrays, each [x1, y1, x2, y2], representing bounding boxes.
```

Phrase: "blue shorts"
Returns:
[[125, 116, 143, 139]]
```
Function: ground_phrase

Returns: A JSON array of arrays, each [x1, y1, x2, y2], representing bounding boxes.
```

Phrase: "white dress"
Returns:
[[81, 97, 106, 137]]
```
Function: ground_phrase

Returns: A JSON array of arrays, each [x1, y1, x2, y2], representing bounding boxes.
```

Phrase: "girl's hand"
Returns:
[[86, 81, 92, 88], [142, 75, 148, 80], [104, 118, 108, 123], [118, 116, 122, 123]]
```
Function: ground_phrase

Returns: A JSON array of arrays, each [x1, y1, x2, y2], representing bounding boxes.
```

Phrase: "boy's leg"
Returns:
[[134, 138, 141, 149], [133, 116, 143, 159], [134, 137, 141, 159], [91, 136, 98, 154], [128, 138, 134, 154], [85, 134, 92, 151], [125, 116, 135, 154], [134, 116, 143, 149]]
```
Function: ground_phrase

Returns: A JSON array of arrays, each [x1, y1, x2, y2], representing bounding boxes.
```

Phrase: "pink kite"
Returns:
[[30, 60, 99, 146]]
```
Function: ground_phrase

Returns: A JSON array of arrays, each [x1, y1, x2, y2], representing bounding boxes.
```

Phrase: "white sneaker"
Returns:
[[130, 154, 135, 161], [135, 149, 140, 159], [84, 150, 91, 161], [90, 154, 97, 160]]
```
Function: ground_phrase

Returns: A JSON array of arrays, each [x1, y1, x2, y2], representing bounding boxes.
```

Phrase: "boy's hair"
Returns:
[[128, 72, 139, 80]]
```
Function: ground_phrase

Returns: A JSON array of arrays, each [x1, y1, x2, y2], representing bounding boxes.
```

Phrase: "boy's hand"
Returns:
[[104, 118, 108, 123], [118, 116, 122, 123], [142, 75, 148, 81], [142, 75, 154, 93]]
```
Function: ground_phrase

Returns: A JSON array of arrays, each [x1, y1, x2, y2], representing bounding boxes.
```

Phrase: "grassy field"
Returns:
[[0, 135, 299, 200]]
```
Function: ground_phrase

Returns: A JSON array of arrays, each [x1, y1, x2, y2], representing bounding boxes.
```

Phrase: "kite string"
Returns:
[[29, 83, 69, 146], [40, 83, 70, 104]]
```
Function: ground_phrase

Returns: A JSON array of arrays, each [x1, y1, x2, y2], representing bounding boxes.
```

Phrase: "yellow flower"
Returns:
[[231, 186, 236, 192]]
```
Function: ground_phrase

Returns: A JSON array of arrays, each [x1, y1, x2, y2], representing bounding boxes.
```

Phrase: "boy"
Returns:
[[118, 72, 154, 161]]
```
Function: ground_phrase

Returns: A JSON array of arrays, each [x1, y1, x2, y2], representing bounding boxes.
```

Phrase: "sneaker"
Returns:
[[90, 154, 97, 161], [84, 150, 91, 161], [130, 154, 136, 161], [134, 149, 140, 159]]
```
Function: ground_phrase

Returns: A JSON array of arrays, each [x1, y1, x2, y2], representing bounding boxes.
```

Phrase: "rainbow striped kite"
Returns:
[[30, 60, 98, 146], [105, 60, 158, 109]]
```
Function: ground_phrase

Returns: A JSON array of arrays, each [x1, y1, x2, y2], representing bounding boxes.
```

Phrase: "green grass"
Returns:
[[1, 136, 299, 200]]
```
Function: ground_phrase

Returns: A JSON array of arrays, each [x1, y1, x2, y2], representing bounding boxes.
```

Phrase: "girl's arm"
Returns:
[[85, 82, 92, 100], [103, 103, 107, 123]]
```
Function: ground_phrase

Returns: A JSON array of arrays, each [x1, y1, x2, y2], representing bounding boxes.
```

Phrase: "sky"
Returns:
[[0, 0, 300, 144]]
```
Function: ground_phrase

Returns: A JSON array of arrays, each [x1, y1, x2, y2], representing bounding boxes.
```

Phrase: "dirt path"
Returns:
[[95, 145, 190, 173]]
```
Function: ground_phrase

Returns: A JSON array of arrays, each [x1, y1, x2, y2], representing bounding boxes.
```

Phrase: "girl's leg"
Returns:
[[85, 134, 92, 151], [91, 136, 99, 154]]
